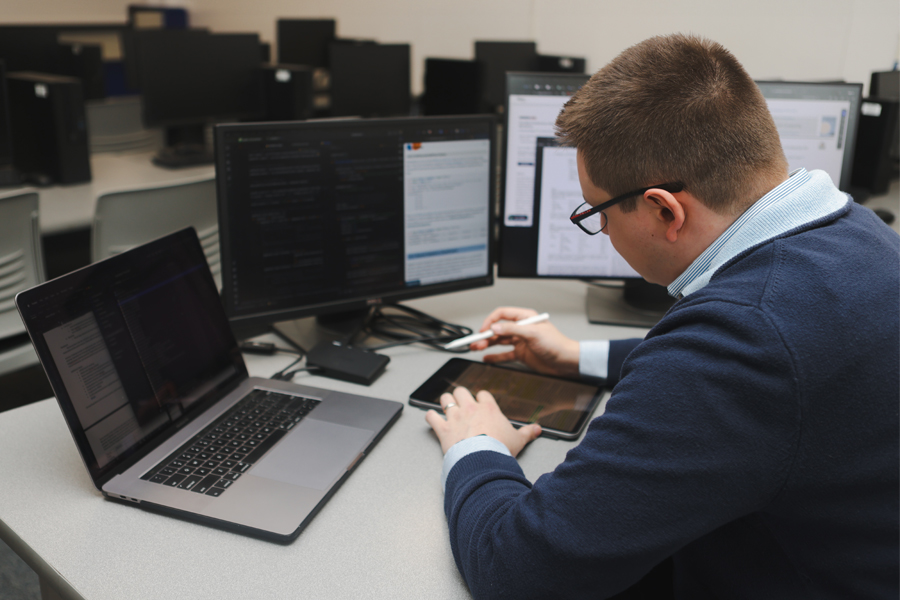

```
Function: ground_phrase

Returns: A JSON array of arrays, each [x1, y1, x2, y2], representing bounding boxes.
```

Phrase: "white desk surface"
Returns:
[[0, 277, 646, 600], [32, 151, 215, 235]]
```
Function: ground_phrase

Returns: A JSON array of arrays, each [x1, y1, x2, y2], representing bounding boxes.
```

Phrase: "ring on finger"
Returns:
[[442, 402, 458, 414]]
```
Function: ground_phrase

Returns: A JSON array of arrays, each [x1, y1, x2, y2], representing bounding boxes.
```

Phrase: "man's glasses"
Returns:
[[570, 182, 684, 235]]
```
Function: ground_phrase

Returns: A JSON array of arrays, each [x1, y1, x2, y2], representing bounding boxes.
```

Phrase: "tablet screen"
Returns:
[[410, 358, 603, 439]]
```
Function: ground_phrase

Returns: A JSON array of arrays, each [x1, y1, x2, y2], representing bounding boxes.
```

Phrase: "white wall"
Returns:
[[187, 0, 899, 95], [3, 0, 133, 24], [3, 0, 898, 95]]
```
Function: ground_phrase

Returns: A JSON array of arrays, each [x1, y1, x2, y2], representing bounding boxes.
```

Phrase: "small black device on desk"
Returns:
[[410, 358, 604, 440], [306, 341, 390, 386]]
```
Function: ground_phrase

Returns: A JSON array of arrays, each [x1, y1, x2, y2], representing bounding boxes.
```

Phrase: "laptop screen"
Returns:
[[16, 228, 245, 482]]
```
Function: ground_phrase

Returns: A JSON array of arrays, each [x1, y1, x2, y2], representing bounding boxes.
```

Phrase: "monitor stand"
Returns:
[[272, 308, 371, 351], [585, 279, 674, 328], [152, 124, 214, 168]]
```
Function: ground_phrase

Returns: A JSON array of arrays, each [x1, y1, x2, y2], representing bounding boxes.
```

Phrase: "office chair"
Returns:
[[0, 188, 44, 376], [91, 176, 221, 288]]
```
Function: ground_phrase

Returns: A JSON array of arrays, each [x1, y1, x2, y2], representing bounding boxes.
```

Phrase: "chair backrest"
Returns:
[[91, 177, 220, 287], [0, 189, 44, 339]]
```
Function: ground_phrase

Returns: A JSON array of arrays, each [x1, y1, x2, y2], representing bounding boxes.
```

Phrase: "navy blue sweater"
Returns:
[[444, 201, 899, 599]]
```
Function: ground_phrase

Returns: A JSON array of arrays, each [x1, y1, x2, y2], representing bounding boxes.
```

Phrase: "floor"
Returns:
[[0, 537, 41, 600]]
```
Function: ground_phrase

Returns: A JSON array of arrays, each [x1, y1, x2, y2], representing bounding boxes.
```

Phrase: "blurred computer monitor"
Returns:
[[0, 25, 111, 100], [474, 41, 538, 113], [132, 29, 263, 166], [277, 19, 336, 68], [329, 42, 410, 117], [756, 80, 863, 193]]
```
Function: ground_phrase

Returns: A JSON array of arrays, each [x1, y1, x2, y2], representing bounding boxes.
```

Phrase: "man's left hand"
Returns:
[[425, 386, 542, 456]]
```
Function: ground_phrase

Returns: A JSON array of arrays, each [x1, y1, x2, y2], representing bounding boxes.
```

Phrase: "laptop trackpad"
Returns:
[[251, 420, 372, 491]]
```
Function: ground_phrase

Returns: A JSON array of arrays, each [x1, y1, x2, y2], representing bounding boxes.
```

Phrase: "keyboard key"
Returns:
[[178, 475, 202, 491], [192, 475, 221, 494], [165, 474, 186, 487]]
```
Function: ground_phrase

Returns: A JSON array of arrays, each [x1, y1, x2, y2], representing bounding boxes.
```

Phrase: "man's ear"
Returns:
[[643, 190, 685, 243]]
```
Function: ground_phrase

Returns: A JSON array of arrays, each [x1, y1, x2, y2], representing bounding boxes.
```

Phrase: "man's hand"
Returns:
[[425, 386, 541, 456], [469, 307, 580, 377]]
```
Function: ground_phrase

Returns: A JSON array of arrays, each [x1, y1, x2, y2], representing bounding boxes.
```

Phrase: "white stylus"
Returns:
[[443, 312, 550, 350]]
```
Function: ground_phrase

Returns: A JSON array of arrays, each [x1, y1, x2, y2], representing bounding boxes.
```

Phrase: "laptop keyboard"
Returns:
[[140, 389, 320, 497]]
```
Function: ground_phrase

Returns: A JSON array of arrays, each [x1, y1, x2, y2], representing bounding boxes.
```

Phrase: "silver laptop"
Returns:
[[15, 227, 402, 543]]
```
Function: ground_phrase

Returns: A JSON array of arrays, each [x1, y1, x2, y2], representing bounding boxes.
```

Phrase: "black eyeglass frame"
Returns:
[[569, 182, 685, 235]]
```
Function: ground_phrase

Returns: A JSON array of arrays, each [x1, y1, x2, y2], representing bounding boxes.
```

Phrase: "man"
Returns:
[[425, 34, 899, 598]]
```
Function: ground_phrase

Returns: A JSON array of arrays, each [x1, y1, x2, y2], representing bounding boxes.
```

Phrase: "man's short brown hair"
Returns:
[[556, 34, 788, 215]]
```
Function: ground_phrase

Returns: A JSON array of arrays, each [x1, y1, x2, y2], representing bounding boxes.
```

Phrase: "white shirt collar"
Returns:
[[668, 169, 849, 298]]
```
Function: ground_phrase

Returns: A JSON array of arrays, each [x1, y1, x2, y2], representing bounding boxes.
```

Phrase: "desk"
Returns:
[[0, 277, 642, 600], [31, 151, 214, 235]]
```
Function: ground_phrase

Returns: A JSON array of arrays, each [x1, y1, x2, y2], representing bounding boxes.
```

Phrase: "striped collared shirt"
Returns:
[[667, 169, 849, 299]]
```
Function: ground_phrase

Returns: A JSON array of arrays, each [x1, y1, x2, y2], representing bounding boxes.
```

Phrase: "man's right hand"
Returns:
[[468, 306, 580, 377]]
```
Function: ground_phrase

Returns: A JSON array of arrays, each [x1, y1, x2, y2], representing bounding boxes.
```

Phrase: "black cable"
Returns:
[[270, 356, 304, 381], [358, 304, 474, 352], [277, 366, 324, 381]]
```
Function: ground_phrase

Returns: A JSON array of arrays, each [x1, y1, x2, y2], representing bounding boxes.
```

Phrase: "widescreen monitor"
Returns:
[[328, 43, 411, 117], [132, 30, 263, 165], [214, 115, 496, 343], [136, 30, 263, 127], [755, 80, 863, 193], [277, 19, 336, 68]]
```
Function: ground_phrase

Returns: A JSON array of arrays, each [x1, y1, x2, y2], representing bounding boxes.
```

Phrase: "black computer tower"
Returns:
[[59, 43, 106, 101], [7, 72, 91, 185], [262, 64, 314, 121], [851, 98, 899, 195]]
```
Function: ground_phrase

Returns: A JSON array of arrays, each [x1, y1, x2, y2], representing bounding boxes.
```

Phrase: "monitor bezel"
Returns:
[[214, 115, 498, 341]]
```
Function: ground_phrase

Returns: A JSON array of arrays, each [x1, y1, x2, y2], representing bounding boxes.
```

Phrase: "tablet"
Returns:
[[409, 358, 604, 440]]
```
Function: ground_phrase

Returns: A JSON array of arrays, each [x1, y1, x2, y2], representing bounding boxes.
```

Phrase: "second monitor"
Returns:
[[496, 72, 670, 327], [215, 115, 497, 343]]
